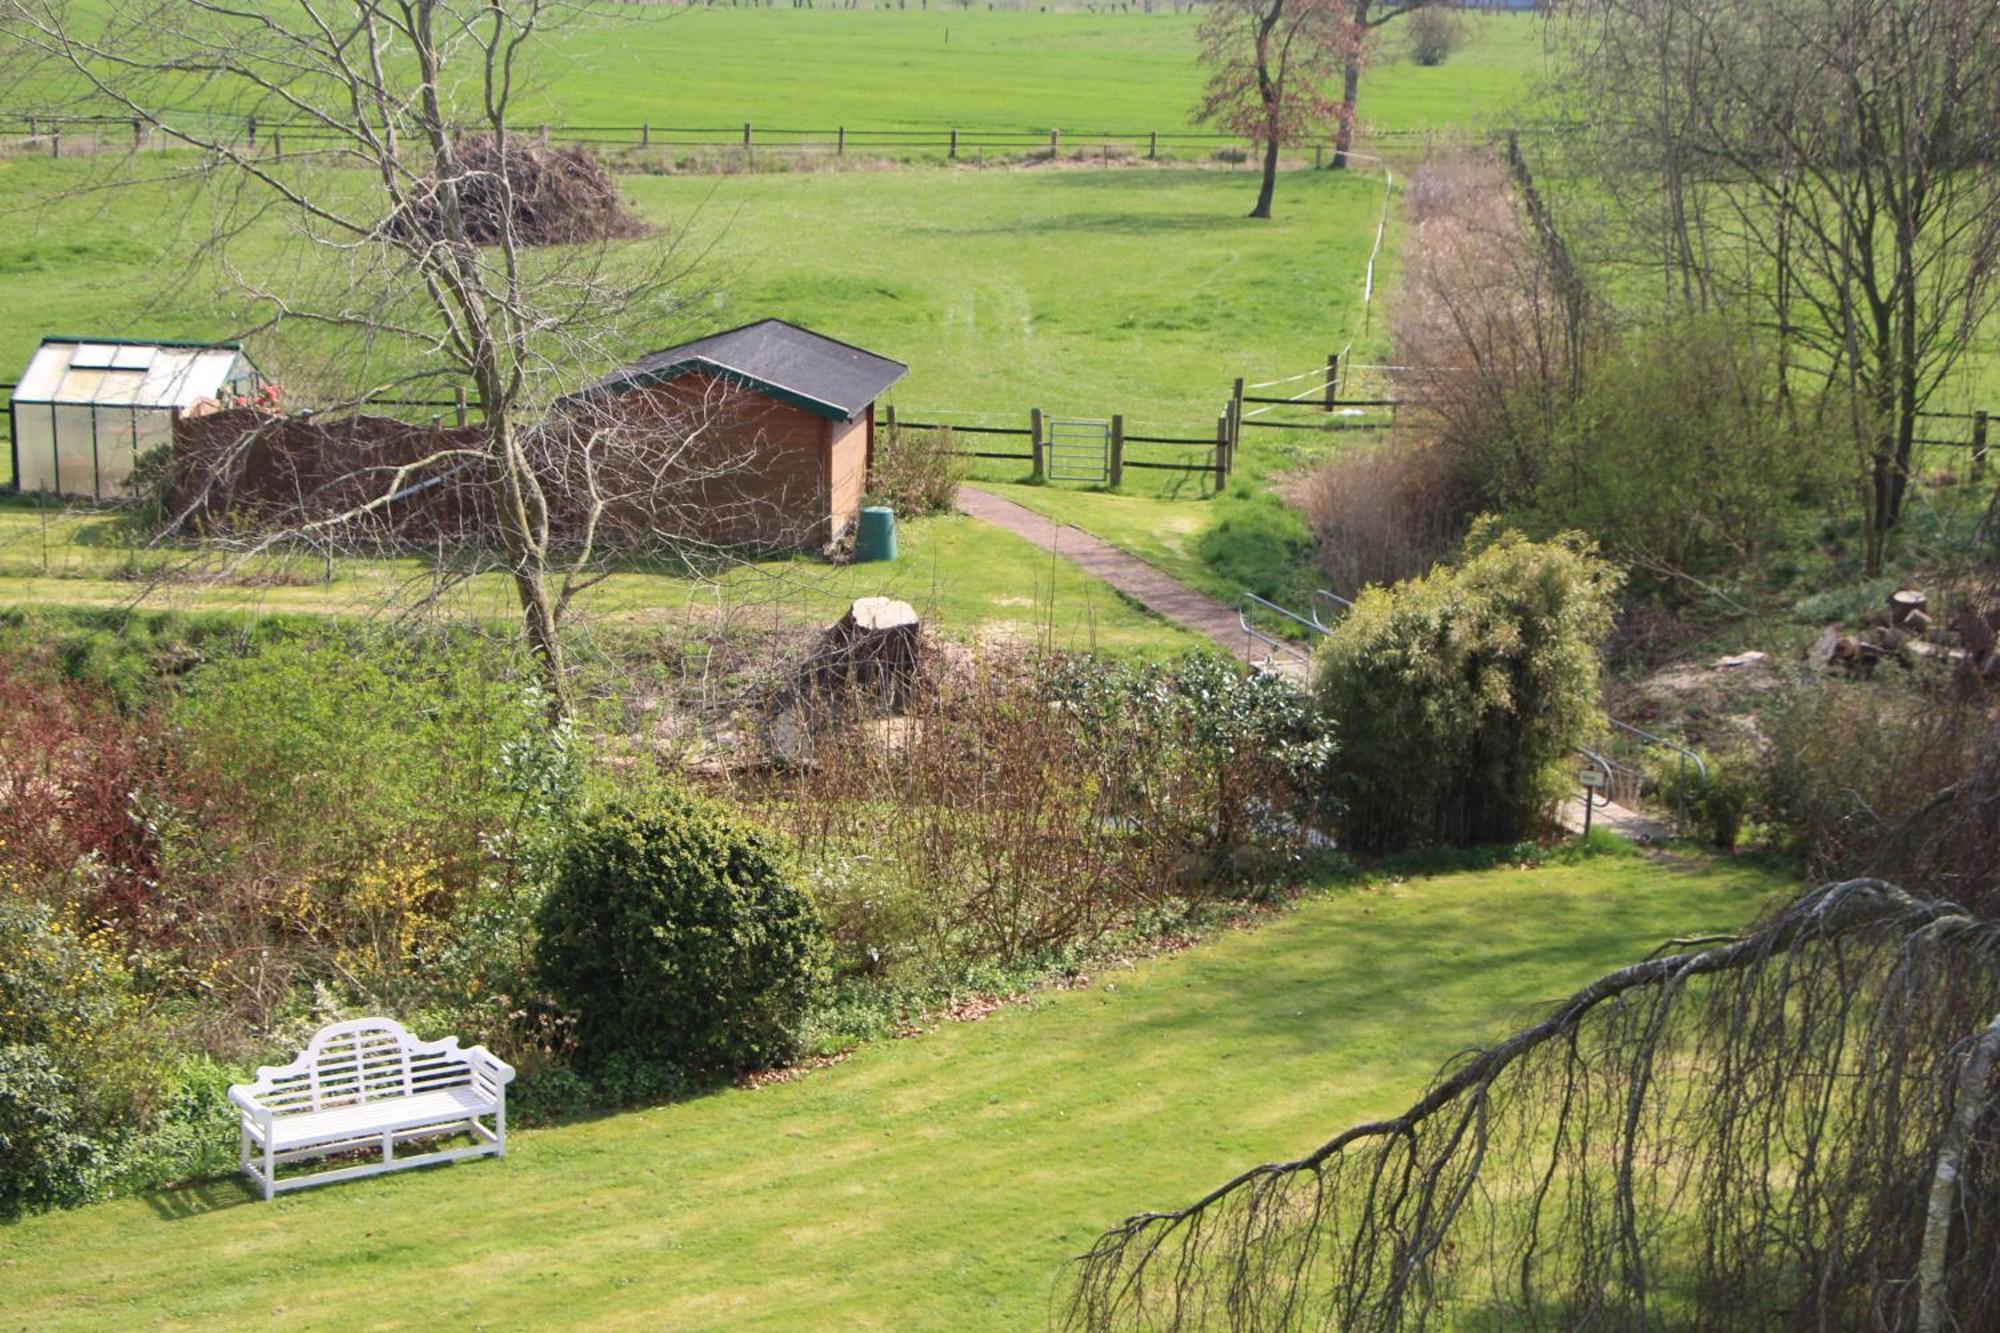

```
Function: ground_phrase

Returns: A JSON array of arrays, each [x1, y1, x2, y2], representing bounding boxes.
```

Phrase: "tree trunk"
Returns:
[[1329, 56, 1361, 169], [1250, 133, 1280, 217]]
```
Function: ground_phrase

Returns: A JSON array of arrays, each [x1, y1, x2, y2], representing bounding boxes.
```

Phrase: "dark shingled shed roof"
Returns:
[[585, 319, 906, 422]]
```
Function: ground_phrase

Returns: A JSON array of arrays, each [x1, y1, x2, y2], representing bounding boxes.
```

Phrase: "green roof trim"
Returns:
[[39, 334, 246, 351]]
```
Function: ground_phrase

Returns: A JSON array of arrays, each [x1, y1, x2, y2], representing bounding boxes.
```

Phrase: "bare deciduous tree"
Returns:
[[1555, 0, 2000, 574], [0, 1, 775, 720]]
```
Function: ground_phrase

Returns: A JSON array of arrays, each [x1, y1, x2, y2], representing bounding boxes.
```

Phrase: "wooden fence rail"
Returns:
[[0, 111, 1268, 160], [889, 406, 1225, 485]]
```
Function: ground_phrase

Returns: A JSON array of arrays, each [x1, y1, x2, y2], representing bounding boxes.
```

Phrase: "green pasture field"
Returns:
[[15, 7, 1545, 142], [519, 7, 1547, 138], [0, 850, 1787, 1330], [0, 499, 1205, 654], [0, 155, 1395, 616], [0, 159, 1391, 471]]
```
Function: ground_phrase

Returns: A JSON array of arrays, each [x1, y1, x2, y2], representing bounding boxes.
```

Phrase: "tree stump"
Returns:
[[1889, 589, 1928, 627], [807, 597, 923, 710]]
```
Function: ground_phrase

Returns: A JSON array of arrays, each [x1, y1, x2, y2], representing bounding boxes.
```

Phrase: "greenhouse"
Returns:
[[8, 336, 261, 502]]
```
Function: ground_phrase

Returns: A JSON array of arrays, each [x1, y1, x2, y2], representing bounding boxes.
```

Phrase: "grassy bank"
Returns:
[[0, 501, 1205, 655], [0, 851, 1786, 1330]]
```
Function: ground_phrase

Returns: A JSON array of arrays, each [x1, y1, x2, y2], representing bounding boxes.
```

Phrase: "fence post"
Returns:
[[1049, 127, 1059, 155], [743, 121, 752, 148], [949, 128, 958, 159], [885, 402, 897, 433], [1030, 407, 1046, 482], [453, 386, 468, 429], [641, 122, 650, 147], [1976, 410, 1990, 483], [1315, 144, 1323, 169], [131, 118, 142, 148], [247, 115, 256, 148], [1325, 353, 1339, 412], [1215, 414, 1230, 489], [1109, 414, 1124, 489], [50, 128, 60, 158], [272, 128, 282, 161], [837, 125, 845, 155], [1148, 129, 1157, 160]]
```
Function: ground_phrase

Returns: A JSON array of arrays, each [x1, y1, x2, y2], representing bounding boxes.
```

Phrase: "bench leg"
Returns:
[[382, 1130, 395, 1168], [262, 1135, 276, 1202], [496, 1099, 507, 1159]]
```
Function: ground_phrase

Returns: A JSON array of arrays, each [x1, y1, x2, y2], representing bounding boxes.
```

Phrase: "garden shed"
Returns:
[[569, 319, 907, 550], [9, 336, 261, 502]]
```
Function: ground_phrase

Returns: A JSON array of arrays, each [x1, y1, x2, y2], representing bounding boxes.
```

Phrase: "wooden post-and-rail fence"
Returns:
[[0, 112, 1263, 162], [884, 404, 1226, 487]]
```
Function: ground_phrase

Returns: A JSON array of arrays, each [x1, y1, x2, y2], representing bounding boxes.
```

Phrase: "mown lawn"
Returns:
[[0, 852, 1786, 1330], [0, 500, 1204, 655]]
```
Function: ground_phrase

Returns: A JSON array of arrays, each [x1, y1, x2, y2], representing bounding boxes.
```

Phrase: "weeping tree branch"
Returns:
[[1066, 878, 2000, 1330]]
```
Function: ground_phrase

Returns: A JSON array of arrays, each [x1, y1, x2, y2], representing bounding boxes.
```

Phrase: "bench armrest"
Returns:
[[463, 1045, 516, 1088], [229, 1084, 272, 1120]]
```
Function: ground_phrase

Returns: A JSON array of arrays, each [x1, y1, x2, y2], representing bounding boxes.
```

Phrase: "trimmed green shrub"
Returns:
[[535, 798, 830, 1075], [1315, 524, 1621, 853]]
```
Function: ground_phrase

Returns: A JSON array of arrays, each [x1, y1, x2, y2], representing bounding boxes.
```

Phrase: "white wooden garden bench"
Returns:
[[230, 1017, 514, 1200]]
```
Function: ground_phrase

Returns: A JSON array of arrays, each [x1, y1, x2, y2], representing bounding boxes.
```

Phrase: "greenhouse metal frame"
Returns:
[[7, 335, 261, 503]]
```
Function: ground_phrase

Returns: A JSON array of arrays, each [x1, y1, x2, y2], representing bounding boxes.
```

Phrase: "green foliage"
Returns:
[[0, 1045, 113, 1218], [1651, 751, 1757, 852], [1694, 763, 1755, 852], [157, 632, 543, 1006], [1523, 317, 1841, 581], [0, 895, 174, 1218], [1314, 524, 1621, 852], [535, 798, 831, 1074], [1048, 650, 1337, 872]]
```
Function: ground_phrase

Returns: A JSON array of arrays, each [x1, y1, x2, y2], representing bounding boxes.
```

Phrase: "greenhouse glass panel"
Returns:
[[54, 405, 98, 497], [94, 407, 142, 498], [14, 405, 58, 494], [132, 409, 174, 465]]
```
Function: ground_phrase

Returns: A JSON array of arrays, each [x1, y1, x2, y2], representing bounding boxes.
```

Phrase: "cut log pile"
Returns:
[[1811, 588, 2000, 684]]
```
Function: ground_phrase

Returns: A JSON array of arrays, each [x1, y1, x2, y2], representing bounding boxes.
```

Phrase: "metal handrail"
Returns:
[[1238, 593, 1323, 663], [1309, 588, 1354, 631], [1584, 716, 1712, 832], [1609, 718, 1708, 785], [1576, 746, 1622, 811]]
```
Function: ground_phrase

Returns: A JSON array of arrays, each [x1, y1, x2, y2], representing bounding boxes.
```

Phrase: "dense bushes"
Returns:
[[1316, 526, 1619, 852], [155, 635, 546, 1031], [741, 651, 1336, 982], [535, 799, 829, 1074], [866, 424, 964, 517], [0, 896, 173, 1218], [1525, 318, 1841, 579]]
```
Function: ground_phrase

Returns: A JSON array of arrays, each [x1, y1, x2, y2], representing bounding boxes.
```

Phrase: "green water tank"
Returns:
[[855, 505, 898, 563]]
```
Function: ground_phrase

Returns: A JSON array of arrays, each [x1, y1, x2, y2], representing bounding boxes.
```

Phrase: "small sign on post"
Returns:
[[1578, 768, 1606, 837]]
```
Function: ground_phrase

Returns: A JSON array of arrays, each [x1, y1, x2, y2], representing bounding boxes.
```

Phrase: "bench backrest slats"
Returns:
[[245, 1019, 479, 1113]]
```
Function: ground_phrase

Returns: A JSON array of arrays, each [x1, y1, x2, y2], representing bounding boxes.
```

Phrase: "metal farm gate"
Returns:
[[1044, 417, 1111, 483]]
